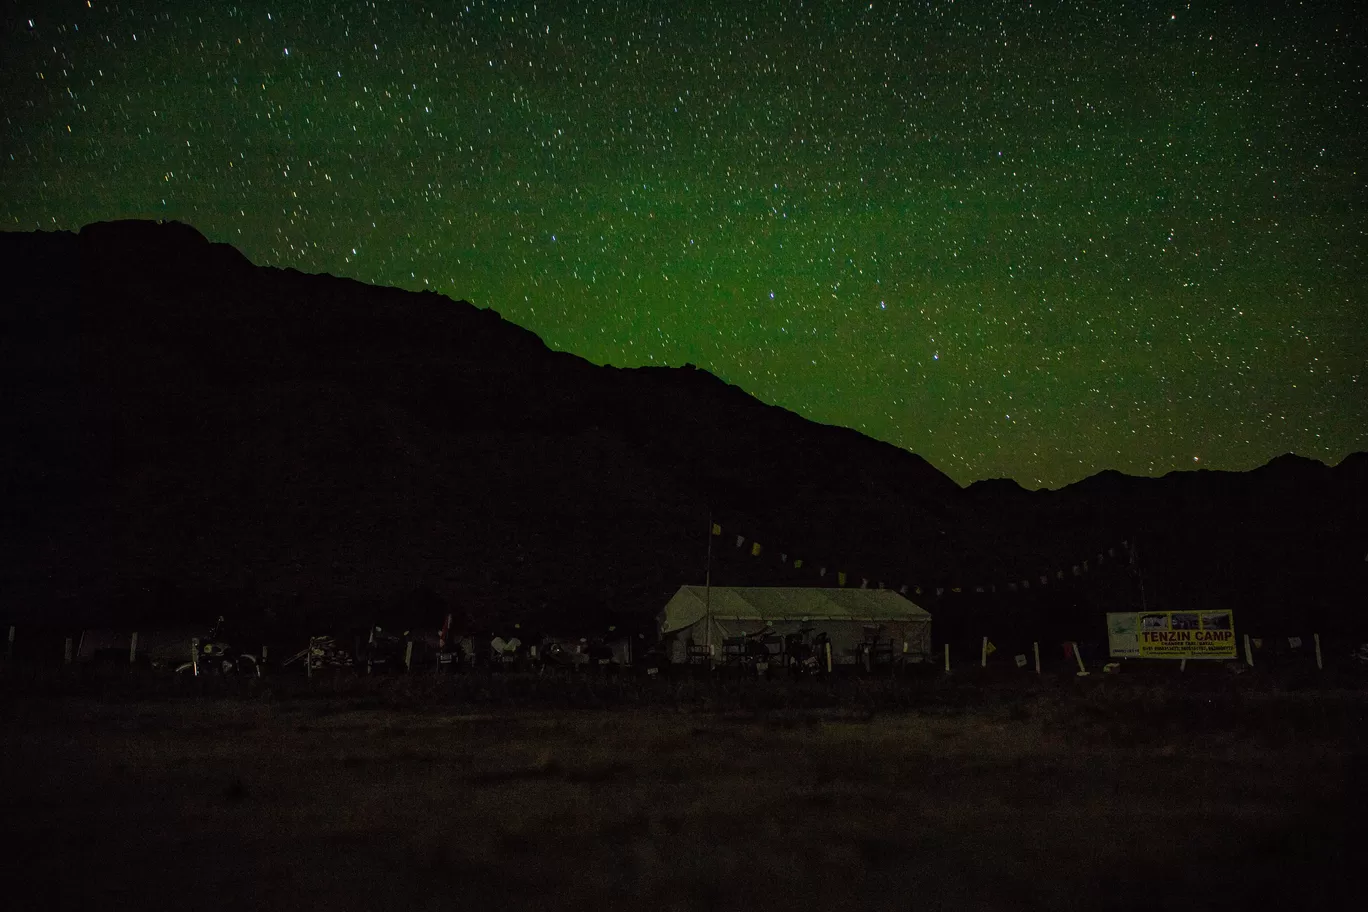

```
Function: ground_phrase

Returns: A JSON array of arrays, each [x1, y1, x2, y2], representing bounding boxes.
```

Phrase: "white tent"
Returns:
[[657, 586, 932, 666]]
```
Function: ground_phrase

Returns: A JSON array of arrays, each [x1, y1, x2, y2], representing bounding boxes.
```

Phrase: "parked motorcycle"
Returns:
[[176, 616, 260, 676], [723, 626, 780, 676], [363, 626, 410, 674], [784, 626, 831, 676]]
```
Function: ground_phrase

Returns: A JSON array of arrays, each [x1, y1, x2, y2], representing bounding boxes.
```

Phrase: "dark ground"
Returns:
[[2, 673, 1364, 911]]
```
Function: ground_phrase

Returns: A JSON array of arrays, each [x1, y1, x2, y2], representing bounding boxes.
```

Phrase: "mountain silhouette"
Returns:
[[2, 221, 1364, 646]]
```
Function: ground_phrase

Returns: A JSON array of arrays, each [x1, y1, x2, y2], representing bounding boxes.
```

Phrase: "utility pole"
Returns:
[[1133, 536, 1149, 612], [704, 510, 714, 658]]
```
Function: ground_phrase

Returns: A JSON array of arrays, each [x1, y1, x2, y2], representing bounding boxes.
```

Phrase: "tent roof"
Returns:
[[659, 586, 930, 635]]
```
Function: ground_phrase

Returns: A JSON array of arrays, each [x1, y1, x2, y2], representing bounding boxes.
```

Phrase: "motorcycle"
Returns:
[[637, 638, 670, 677], [784, 626, 831, 676], [723, 626, 780, 676], [176, 616, 260, 676], [363, 626, 410, 674]]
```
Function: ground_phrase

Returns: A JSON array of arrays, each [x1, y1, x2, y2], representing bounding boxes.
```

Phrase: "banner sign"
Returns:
[[1107, 610, 1236, 659]]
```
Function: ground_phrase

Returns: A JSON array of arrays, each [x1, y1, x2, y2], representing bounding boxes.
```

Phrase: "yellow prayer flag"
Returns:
[[985, 640, 997, 655], [751, 541, 762, 557], [711, 523, 722, 536], [837, 571, 847, 587], [793, 559, 803, 569]]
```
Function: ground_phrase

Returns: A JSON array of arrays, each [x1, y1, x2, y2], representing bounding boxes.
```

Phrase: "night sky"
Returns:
[[4, 1, 1364, 488]]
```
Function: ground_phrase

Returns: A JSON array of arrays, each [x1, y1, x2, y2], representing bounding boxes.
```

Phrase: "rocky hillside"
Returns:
[[2, 221, 1364, 645]]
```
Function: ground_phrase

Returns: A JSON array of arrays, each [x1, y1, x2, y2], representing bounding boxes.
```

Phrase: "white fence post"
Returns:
[[64, 637, 73, 665], [1033, 642, 1041, 675], [1072, 642, 1088, 676], [980, 636, 988, 668], [1243, 634, 1254, 667], [1313, 633, 1323, 670], [129, 631, 139, 664]]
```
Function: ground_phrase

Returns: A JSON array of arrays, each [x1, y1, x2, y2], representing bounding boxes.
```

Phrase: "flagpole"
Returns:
[[704, 510, 713, 658]]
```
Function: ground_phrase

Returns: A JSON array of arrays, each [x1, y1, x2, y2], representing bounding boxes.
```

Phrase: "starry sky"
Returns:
[[3, 0, 1365, 489]]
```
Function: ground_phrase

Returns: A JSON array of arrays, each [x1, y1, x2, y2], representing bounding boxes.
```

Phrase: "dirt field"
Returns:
[[3, 679, 1364, 911]]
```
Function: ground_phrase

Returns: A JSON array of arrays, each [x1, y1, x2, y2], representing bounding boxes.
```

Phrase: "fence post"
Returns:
[[1243, 634, 1254, 667], [1033, 642, 1041, 675], [944, 643, 951, 673], [64, 637, 73, 665], [404, 640, 413, 673], [1313, 633, 1323, 670], [129, 631, 138, 664], [980, 636, 988, 668], [1072, 642, 1088, 676]]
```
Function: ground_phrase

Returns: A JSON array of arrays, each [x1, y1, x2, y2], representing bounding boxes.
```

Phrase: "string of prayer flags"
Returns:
[[707, 519, 1134, 603]]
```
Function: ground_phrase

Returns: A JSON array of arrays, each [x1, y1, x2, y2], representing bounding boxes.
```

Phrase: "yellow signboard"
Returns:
[[1135, 610, 1236, 659]]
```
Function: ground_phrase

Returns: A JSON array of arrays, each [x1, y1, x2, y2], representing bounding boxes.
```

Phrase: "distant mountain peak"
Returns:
[[1, 221, 1363, 638]]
